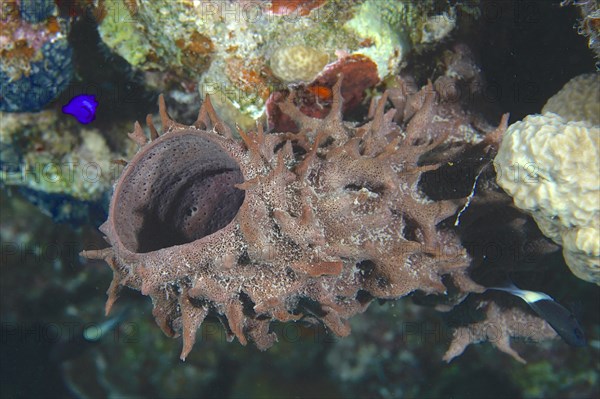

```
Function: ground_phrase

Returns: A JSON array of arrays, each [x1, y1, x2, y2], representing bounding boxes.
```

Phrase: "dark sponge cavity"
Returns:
[[114, 131, 245, 253]]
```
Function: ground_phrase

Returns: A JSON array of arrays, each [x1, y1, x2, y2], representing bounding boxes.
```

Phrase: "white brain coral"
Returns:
[[542, 73, 600, 125], [494, 112, 600, 284]]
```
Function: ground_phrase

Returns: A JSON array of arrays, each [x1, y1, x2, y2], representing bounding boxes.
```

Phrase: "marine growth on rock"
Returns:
[[0, 0, 73, 112]]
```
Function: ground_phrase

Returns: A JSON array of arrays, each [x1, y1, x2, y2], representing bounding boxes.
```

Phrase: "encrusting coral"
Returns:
[[83, 72, 542, 361], [269, 44, 329, 83]]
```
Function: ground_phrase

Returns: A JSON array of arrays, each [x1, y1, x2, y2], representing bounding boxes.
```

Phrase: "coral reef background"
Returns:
[[1, 1, 599, 398]]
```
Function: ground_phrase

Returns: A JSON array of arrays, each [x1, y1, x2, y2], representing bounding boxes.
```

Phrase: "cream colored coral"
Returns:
[[542, 73, 600, 125], [270, 45, 329, 83], [494, 112, 600, 284]]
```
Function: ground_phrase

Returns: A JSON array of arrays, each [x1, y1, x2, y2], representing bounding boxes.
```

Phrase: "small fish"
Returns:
[[487, 283, 586, 347], [62, 94, 98, 124], [50, 306, 130, 363]]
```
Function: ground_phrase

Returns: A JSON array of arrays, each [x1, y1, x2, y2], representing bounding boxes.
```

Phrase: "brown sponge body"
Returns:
[[84, 79, 503, 360]]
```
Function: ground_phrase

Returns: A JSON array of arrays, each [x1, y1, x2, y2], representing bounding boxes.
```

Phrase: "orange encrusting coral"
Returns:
[[175, 31, 215, 74], [0, 39, 35, 62], [225, 56, 275, 101], [83, 77, 508, 361]]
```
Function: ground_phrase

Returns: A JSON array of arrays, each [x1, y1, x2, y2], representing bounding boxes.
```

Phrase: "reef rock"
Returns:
[[83, 77, 509, 360], [96, 0, 461, 127]]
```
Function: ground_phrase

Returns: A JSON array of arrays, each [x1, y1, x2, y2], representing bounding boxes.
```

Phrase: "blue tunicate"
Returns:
[[20, 0, 56, 23], [17, 186, 109, 225], [62, 94, 99, 124], [0, 39, 73, 112]]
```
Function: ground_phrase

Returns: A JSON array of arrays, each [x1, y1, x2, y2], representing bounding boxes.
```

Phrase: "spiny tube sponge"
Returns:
[[444, 301, 557, 364], [494, 74, 600, 284], [83, 79, 509, 360]]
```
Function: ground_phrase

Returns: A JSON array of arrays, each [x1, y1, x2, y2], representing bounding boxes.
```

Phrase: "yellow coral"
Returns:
[[494, 112, 600, 284], [542, 73, 600, 125], [269, 45, 329, 83]]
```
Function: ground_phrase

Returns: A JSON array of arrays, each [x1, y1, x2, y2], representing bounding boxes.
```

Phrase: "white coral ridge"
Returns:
[[542, 73, 600, 125], [494, 74, 600, 284]]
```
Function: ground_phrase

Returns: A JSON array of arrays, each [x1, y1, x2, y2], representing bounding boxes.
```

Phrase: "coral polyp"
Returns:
[[84, 78, 508, 360]]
